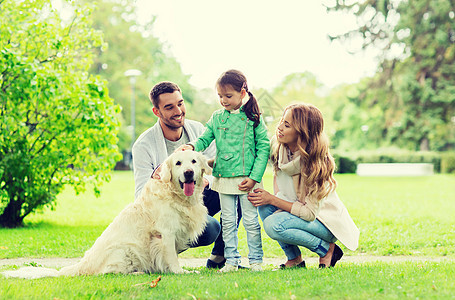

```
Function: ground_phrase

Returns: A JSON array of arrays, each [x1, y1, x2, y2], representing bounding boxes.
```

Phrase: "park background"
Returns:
[[1, 0, 455, 299]]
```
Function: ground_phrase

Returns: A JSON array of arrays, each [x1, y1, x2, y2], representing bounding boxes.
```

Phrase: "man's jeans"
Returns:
[[188, 215, 221, 249], [258, 204, 337, 260], [220, 193, 263, 266]]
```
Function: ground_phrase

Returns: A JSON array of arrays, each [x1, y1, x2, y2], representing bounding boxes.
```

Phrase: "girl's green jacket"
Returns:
[[191, 108, 270, 183]]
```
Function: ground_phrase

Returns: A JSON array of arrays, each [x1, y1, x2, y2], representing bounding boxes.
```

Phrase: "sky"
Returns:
[[135, 0, 379, 90]]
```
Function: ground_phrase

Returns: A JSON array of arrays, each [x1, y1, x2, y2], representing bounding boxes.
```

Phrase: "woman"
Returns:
[[247, 103, 359, 268]]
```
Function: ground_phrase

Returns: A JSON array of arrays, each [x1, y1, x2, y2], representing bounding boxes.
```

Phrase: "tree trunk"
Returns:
[[0, 199, 24, 228], [419, 138, 430, 151]]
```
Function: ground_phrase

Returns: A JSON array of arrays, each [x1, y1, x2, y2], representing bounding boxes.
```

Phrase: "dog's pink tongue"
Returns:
[[183, 182, 195, 196]]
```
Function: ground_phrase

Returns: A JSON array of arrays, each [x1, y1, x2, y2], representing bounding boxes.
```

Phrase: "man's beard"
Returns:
[[162, 113, 185, 130]]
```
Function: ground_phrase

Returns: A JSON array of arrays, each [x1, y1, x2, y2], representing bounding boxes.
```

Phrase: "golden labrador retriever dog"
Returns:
[[3, 150, 210, 278]]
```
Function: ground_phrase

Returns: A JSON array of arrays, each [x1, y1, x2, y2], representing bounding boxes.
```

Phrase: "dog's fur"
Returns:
[[3, 150, 210, 278]]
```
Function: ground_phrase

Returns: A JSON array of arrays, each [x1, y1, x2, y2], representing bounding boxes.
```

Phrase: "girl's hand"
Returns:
[[175, 144, 194, 152], [247, 188, 273, 207], [207, 158, 215, 168], [238, 178, 256, 191]]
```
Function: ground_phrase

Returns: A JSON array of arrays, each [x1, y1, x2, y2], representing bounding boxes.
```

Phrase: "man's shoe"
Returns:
[[206, 258, 226, 269]]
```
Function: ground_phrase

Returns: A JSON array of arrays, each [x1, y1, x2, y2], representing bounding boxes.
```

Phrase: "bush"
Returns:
[[0, 1, 121, 227], [441, 153, 455, 174], [333, 154, 357, 173]]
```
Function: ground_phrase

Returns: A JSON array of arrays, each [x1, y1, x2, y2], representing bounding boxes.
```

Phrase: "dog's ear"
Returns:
[[198, 153, 212, 176], [160, 157, 172, 183]]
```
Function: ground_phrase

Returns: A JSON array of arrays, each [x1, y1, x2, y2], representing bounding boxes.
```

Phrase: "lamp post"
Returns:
[[124, 69, 142, 151]]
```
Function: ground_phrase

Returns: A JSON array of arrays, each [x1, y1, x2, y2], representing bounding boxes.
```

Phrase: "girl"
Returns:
[[182, 70, 270, 272], [248, 103, 359, 269]]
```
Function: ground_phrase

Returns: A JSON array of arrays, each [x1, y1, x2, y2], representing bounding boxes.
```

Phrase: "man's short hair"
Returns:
[[149, 81, 181, 108]]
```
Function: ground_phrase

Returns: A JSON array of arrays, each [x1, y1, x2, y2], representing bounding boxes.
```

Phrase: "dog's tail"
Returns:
[[2, 262, 83, 279], [2, 266, 60, 279], [58, 262, 82, 276]]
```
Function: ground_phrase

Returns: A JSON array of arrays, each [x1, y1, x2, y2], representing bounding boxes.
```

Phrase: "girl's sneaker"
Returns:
[[250, 263, 263, 272], [219, 264, 238, 273]]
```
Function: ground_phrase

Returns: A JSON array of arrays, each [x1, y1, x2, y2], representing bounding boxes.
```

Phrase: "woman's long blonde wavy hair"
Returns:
[[271, 103, 337, 201]]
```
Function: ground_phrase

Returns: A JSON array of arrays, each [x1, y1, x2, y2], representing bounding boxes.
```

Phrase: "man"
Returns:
[[132, 81, 235, 268]]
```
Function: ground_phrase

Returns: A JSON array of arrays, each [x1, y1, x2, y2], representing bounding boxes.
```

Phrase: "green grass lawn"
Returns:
[[1, 171, 454, 299], [1, 171, 454, 259], [2, 262, 455, 299]]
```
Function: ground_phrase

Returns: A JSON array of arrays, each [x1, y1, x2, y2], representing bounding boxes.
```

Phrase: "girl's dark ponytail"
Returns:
[[243, 89, 261, 127]]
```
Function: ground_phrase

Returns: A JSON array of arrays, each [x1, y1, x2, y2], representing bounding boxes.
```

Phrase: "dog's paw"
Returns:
[[181, 269, 198, 274], [171, 268, 185, 274], [131, 271, 145, 275], [173, 268, 198, 274]]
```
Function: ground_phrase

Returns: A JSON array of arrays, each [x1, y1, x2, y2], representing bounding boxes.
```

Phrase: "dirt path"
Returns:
[[1, 255, 452, 269]]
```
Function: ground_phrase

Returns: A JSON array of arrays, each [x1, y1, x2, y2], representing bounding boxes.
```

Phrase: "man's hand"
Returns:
[[238, 177, 256, 192], [203, 177, 209, 188], [152, 165, 162, 179]]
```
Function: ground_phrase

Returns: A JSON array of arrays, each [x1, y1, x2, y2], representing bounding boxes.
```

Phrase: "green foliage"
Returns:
[[325, 80, 386, 151], [271, 72, 324, 105], [332, 154, 357, 174], [266, 72, 337, 134], [0, 0, 121, 227], [441, 152, 455, 173], [185, 88, 221, 125], [86, 0, 195, 155], [327, 0, 455, 151]]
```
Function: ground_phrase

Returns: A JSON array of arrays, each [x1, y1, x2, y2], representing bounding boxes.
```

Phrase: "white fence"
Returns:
[[356, 163, 434, 176]]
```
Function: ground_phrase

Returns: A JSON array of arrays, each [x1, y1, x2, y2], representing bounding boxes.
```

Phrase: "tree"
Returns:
[[269, 72, 338, 137], [327, 79, 386, 150], [0, 0, 121, 227], [87, 0, 195, 156], [328, 0, 455, 151]]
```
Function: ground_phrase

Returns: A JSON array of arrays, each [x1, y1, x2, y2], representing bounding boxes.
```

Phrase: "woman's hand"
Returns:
[[247, 188, 274, 207], [238, 178, 256, 191]]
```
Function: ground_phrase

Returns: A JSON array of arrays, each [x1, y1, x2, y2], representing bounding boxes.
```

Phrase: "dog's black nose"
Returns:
[[184, 169, 194, 180]]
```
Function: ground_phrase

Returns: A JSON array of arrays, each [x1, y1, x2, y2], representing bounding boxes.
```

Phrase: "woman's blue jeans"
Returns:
[[220, 193, 263, 266], [258, 204, 337, 260]]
